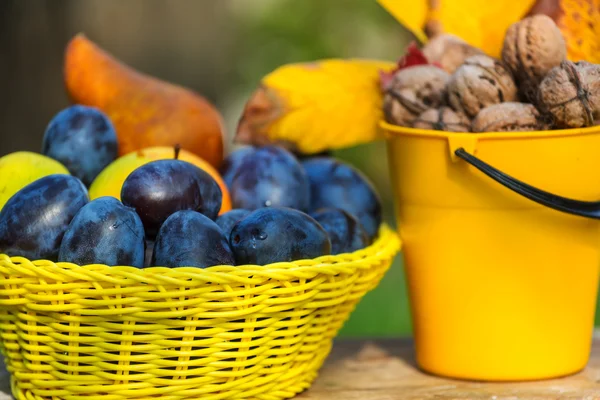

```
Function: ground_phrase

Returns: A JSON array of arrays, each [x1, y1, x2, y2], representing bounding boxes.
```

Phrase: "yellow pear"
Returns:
[[89, 146, 231, 214], [0, 151, 70, 210]]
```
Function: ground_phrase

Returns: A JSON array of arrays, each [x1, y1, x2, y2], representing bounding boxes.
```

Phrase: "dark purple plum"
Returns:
[[302, 157, 382, 240], [229, 146, 310, 211], [144, 239, 155, 268], [42, 105, 118, 186], [0, 174, 89, 260], [216, 209, 251, 241], [230, 207, 331, 265], [310, 208, 369, 254], [220, 146, 255, 189], [152, 210, 234, 268], [121, 159, 222, 237], [58, 197, 145, 267]]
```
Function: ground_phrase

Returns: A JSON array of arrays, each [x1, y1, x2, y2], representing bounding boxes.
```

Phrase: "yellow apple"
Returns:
[[89, 146, 231, 214], [0, 151, 70, 210]]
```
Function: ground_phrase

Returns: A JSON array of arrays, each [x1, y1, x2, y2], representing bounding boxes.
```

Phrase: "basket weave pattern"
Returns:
[[0, 225, 399, 400]]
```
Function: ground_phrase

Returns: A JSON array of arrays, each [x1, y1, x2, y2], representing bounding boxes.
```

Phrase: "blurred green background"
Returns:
[[1, 0, 599, 338]]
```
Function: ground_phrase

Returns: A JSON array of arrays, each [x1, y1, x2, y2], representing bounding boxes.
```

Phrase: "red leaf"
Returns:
[[380, 41, 443, 91], [398, 42, 430, 69]]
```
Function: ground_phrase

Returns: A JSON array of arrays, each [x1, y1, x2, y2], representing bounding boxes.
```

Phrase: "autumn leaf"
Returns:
[[376, 0, 536, 57], [528, 0, 600, 63]]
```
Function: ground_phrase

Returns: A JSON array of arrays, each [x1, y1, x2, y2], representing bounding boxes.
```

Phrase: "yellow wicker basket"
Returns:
[[0, 225, 399, 400]]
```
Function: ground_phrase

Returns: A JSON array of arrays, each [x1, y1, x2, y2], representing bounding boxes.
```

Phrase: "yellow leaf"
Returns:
[[236, 59, 395, 154], [377, 0, 536, 57], [376, 0, 429, 43]]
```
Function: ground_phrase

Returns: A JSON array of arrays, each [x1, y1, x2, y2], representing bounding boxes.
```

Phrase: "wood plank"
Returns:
[[299, 338, 600, 399]]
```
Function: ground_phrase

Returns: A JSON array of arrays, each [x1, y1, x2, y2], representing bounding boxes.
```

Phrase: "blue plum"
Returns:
[[220, 146, 255, 189], [59, 197, 145, 267], [302, 157, 382, 240], [0, 174, 89, 260], [216, 209, 251, 241], [121, 159, 222, 237], [152, 210, 234, 268], [230, 207, 331, 265], [229, 146, 310, 211], [310, 208, 369, 254], [42, 105, 118, 186]]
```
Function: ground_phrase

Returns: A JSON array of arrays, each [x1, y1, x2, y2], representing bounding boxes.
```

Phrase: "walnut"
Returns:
[[447, 55, 518, 119], [422, 34, 484, 73], [537, 60, 600, 128], [412, 107, 470, 132], [383, 66, 451, 126], [502, 15, 567, 102], [471, 102, 546, 132]]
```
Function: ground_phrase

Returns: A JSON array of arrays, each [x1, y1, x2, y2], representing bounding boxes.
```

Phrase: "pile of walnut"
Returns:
[[383, 15, 600, 133]]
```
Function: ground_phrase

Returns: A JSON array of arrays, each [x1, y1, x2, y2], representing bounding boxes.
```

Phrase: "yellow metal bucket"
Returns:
[[383, 121, 600, 381]]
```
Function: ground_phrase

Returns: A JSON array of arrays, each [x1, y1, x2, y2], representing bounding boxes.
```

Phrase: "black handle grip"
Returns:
[[455, 148, 600, 220]]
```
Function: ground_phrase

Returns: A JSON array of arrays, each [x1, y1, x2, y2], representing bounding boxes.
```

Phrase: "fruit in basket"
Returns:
[[383, 65, 450, 127], [220, 146, 254, 189], [230, 207, 331, 265], [64, 33, 225, 168], [537, 60, 600, 129], [216, 209, 251, 240], [152, 210, 234, 268], [447, 55, 518, 118], [412, 107, 471, 132], [471, 102, 546, 132], [58, 196, 145, 267], [0, 152, 69, 211], [502, 15, 567, 102], [229, 146, 310, 211], [121, 159, 222, 237], [302, 158, 382, 241], [421, 34, 484, 73], [89, 146, 231, 215], [42, 105, 118, 186], [310, 208, 369, 255], [0, 174, 88, 260], [235, 58, 395, 155]]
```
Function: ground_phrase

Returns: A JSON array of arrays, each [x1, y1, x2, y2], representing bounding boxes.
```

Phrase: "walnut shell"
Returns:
[[502, 15, 567, 102], [447, 55, 518, 119], [537, 60, 600, 128], [471, 102, 546, 132], [383, 66, 451, 126], [412, 107, 470, 132], [422, 34, 484, 73]]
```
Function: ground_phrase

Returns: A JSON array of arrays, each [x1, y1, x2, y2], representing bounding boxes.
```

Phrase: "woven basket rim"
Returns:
[[0, 224, 400, 282]]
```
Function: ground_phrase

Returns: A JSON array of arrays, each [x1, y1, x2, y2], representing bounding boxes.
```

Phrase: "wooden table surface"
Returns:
[[299, 337, 600, 399], [1, 337, 600, 399]]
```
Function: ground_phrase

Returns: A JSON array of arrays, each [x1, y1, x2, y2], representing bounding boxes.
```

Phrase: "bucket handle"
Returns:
[[455, 148, 600, 219]]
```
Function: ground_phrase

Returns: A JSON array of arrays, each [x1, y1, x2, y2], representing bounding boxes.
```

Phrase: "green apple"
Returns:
[[0, 151, 70, 210]]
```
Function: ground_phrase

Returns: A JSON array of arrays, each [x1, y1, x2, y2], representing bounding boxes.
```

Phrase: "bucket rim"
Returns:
[[380, 120, 600, 141]]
